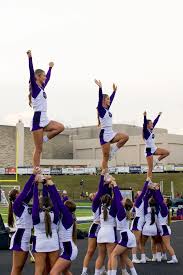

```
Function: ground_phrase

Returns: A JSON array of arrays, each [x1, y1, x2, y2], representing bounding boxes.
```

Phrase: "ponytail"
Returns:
[[101, 194, 112, 222], [150, 207, 156, 225], [8, 189, 19, 228], [44, 207, 52, 238], [124, 199, 133, 220], [103, 204, 108, 221]]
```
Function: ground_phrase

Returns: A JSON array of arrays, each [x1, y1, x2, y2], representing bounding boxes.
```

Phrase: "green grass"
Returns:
[[1, 173, 183, 198]]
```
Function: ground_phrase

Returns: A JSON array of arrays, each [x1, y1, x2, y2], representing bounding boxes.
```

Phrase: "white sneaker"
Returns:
[[151, 257, 157, 262], [167, 259, 178, 264], [81, 272, 88, 275], [146, 256, 152, 262], [140, 259, 146, 264], [132, 259, 141, 264]]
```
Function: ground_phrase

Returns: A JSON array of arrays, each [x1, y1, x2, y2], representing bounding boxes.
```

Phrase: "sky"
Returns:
[[0, 0, 183, 134]]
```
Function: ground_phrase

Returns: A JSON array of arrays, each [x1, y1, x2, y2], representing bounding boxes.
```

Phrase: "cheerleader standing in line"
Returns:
[[47, 180, 78, 275], [131, 180, 150, 263], [95, 79, 129, 179], [32, 177, 60, 275], [9, 169, 40, 275], [95, 186, 117, 275], [110, 180, 138, 275], [81, 173, 107, 275], [154, 186, 178, 264], [143, 111, 170, 179], [27, 50, 64, 168]]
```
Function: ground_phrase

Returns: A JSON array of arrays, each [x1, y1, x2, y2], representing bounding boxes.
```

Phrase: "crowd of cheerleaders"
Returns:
[[8, 168, 178, 275], [27, 50, 170, 181]]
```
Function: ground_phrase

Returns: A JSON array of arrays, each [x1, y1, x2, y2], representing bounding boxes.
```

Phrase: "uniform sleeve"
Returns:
[[48, 185, 73, 229], [154, 189, 168, 217], [97, 87, 106, 118], [113, 186, 126, 221], [92, 175, 104, 212], [109, 91, 116, 106], [47, 185, 60, 224], [13, 174, 35, 215], [144, 189, 154, 215], [32, 183, 40, 225], [43, 67, 52, 87], [143, 114, 150, 140], [153, 115, 160, 128], [135, 181, 149, 208], [24, 183, 34, 204], [42, 184, 49, 197]]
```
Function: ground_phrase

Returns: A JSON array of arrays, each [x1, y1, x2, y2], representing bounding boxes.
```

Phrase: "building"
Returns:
[[0, 121, 183, 168]]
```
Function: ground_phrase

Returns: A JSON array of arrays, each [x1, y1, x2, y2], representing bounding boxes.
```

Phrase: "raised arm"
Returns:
[[153, 113, 161, 128], [27, 50, 36, 86], [24, 183, 34, 204], [154, 189, 168, 217], [135, 180, 149, 208], [32, 183, 40, 225], [48, 183, 73, 228], [109, 83, 117, 106], [13, 174, 35, 212], [92, 175, 105, 212], [113, 185, 126, 221], [43, 62, 54, 87]]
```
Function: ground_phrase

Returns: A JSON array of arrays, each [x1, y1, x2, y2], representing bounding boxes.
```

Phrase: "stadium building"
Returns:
[[0, 121, 183, 170]]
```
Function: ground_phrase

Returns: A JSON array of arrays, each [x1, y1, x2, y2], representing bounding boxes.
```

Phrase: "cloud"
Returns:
[[1, 111, 32, 127]]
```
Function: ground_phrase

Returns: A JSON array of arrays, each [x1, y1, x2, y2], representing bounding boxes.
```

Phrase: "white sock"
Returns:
[[82, 267, 87, 273], [141, 253, 146, 261], [107, 271, 111, 275], [130, 267, 138, 275], [43, 135, 49, 143], [112, 144, 119, 153], [94, 269, 101, 275], [172, 255, 177, 261], [110, 271, 117, 275], [132, 254, 137, 260], [156, 252, 162, 261], [152, 253, 156, 259], [100, 266, 105, 272]]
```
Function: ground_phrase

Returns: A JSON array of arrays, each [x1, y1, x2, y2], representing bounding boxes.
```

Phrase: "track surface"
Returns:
[[0, 222, 182, 275]]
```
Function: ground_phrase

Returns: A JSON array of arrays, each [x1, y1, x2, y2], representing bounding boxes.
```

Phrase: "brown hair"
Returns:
[[149, 197, 157, 225], [39, 196, 53, 238], [97, 94, 109, 126], [64, 200, 77, 243], [124, 198, 133, 220], [28, 69, 45, 107], [8, 189, 19, 227], [101, 194, 112, 221]]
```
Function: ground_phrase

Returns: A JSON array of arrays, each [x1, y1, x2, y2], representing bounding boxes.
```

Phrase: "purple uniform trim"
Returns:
[[48, 185, 73, 229], [143, 115, 160, 140], [32, 184, 40, 225], [60, 241, 72, 261], [32, 111, 42, 131], [144, 189, 154, 215], [92, 175, 105, 213], [11, 228, 25, 251], [113, 186, 126, 221], [99, 129, 106, 145], [13, 174, 35, 217], [28, 57, 52, 98], [161, 225, 170, 236], [97, 87, 116, 118], [154, 190, 168, 217], [119, 231, 128, 247], [131, 217, 140, 231], [88, 223, 100, 238], [135, 181, 149, 208]]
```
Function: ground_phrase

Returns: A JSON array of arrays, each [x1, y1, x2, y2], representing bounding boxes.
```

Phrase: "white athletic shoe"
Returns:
[[122, 271, 130, 275], [140, 259, 146, 264], [151, 257, 157, 262], [167, 259, 178, 264], [146, 256, 152, 262], [81, 272, 88, 275], [132, 259, 141, 264]]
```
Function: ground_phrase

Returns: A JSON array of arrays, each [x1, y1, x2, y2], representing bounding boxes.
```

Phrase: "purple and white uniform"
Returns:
[[88, 175, 105, 239], [32, 184, 59, 253], [97, 87, 117, 145], [28, 56, 52, 131], [49, 185, 78, 261], [154, 190, 171, 236], [131, 181, 149, 231], [10, 175, 35, 252], [97, 191, 117, 244], [143, 114, 160, 157], [114, 186, 136, 248]]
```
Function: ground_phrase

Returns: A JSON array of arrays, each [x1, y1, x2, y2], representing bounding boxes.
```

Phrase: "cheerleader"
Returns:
[[143, 111, 170, 179], [47, 180, 78, 275], [27, 50, 64, 168], [141, 192, 159, 263], [154, 186, 178, 264], [81, 173, 106, 275], [131, 180, 150, 263], [32, 177, 60, 275], [95, 181, 117, 275], [95, 79, 129, 178], [110, 181, 138, 275], [8, 169, 39, 275]]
